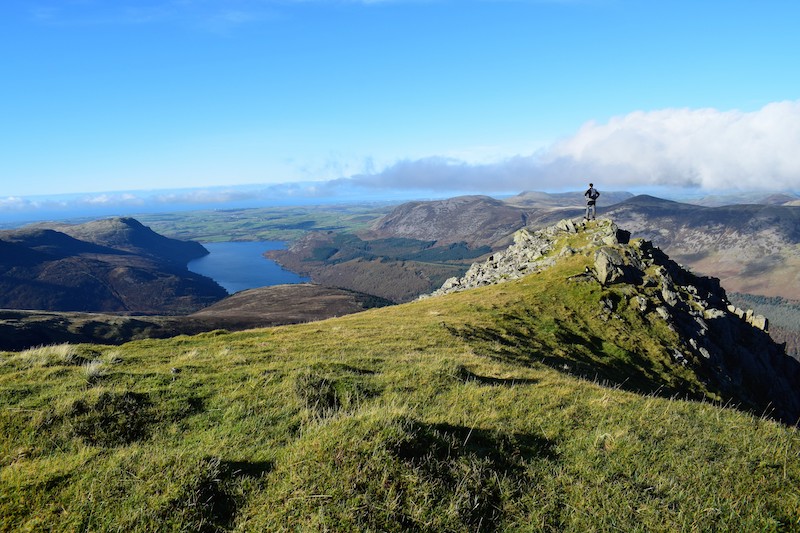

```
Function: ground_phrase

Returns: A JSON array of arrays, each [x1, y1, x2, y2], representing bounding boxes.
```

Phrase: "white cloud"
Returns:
[[543, 101, 800, 190], [0, 196, 34, 211], [347, 100, 800, 193], [82, 193, 145, 206]]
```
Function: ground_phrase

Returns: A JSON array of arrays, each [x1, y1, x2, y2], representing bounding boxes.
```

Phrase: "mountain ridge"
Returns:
[[0, 217, 226, 313], [266, 193, 800, 306], [364, 194, 530, 248], [43, 216, 210, 265]]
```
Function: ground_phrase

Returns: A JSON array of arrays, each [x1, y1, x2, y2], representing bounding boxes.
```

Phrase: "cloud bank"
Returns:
[[347, 101, 800, 193]]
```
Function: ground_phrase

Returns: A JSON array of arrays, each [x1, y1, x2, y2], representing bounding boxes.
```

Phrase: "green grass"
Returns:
[[2, 227, 799, 531]]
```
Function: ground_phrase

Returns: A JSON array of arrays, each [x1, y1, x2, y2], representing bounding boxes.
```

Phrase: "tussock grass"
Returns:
[[13, 343, 80, 368], [1, 225, 799, 530], [81, 359, 106, 383]]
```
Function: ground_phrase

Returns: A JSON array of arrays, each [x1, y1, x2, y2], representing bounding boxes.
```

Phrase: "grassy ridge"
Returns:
[[2, 242, 799, 531]]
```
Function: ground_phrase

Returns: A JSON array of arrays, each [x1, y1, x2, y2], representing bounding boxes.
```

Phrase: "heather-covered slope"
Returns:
[[1, 219, 798, 531]]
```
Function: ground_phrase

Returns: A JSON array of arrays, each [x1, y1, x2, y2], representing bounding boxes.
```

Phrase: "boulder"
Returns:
[[556, 218, 578, 234], [749, 314, 769, 331], [594, 247, 625, 286]]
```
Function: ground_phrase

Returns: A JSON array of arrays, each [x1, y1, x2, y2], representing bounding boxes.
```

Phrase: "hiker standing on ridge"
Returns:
[[584, 182, 600, 220]]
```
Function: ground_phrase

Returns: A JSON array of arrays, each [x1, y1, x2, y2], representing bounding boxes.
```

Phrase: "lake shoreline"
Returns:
[[187, 241, 310, 294]]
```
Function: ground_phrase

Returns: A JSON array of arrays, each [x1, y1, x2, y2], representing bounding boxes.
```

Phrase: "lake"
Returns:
[[187, 241, 309, 294]]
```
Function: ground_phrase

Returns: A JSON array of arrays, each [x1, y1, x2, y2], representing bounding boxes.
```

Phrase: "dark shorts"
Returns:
[[587, 200, 596, 206]]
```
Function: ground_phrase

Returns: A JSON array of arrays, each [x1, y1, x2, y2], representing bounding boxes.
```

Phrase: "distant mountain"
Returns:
[[0, 217, 226, 314], [505, 190, 635, 208], [364, 195, 530, 248], [44, 217, 209, 265], [364, 192, 635, 249], [679, 191, 800, 207], [268, 192, 800, 308], [266, 231, 474, 303], [265, 196, 531, 302]]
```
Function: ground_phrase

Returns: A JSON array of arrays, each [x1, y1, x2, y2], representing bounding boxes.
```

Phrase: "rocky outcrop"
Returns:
[[427, 217, 800, 425], [427, 219, 631, 297]]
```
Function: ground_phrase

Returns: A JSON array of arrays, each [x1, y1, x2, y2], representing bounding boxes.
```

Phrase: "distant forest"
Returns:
[[729, 293, 800, 360]]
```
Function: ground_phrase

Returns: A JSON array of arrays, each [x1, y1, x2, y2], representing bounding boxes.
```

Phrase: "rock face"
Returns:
[[427, 218, 800, 425], [594, 247, 626, 286]]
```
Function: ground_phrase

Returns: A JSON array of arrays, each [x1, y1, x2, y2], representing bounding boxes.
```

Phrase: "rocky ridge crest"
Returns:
[[426, 218, 800, 424]]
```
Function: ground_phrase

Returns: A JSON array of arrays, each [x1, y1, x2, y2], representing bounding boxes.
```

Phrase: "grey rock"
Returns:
[[704, 308, 726, 320], [672, 349, 688, 365], [594, 247, 625, 286], [749, 314, 769, 331], [556, 218, 577, 234], [661, 287, 679, 307]]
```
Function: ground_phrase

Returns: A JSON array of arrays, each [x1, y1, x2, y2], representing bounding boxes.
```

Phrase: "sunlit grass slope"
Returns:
[[2, 230, 799, 531]]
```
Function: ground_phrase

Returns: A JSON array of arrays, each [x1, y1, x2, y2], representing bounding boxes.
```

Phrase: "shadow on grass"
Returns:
[[444, 310, 688, 402], [393, 421, 558, 467], [166, 457, 274, 533], [453, 364, 539, 386], [390, 420, 559, 532]]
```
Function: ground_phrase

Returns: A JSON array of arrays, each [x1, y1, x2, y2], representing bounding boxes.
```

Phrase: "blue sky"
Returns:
[[2, 0, 799, 216]]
